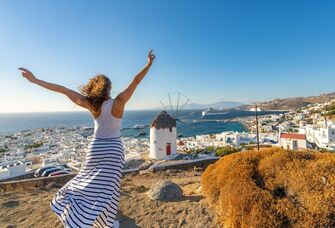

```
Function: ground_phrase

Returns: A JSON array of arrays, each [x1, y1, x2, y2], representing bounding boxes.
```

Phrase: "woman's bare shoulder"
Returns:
[[111, 97, 124, 119]]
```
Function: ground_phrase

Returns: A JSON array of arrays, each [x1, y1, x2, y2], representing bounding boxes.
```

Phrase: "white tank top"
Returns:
[[92, 98, 122, 138]]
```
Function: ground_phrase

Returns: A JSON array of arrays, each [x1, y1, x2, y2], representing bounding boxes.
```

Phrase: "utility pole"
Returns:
[[255, 104, 260, 150]]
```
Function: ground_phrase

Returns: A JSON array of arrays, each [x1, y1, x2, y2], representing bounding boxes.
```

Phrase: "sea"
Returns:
[[0, 109, 284, 138]]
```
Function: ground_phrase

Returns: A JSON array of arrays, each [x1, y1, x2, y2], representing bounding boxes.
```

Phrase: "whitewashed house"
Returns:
[[279, 133, 307, 151], [216, 132, 240, 146], [278, 122, 293, 132], [213, 141, 229, 148], [216, 132, 257, 146], [149, 111, 177, 160], [42, 157, 60, 167], [300, 119, 335, 150], [186, 140, 198, 150], [0, 161, 27, 180]]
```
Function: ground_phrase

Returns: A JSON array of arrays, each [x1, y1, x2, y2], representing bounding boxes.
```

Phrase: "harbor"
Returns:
[[1, 99, 334, 182]]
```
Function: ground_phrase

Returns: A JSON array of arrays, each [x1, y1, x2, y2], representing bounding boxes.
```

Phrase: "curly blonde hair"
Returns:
[[79, 75, 111, 113]]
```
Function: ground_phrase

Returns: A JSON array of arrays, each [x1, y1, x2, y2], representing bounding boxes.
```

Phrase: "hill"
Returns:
[[239, 92, 335, 111], [184, 101, 245, 110], [201, 148, 335, 227], [0, 170, 218, 228], [155, 100, 244, 111]]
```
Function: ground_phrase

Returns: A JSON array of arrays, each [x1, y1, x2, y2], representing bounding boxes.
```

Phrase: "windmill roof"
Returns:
[[151, 111, 176, 129]]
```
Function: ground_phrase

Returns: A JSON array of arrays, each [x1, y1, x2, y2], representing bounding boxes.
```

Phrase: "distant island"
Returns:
[[183, 101, 245, 110], [238, 92, 335, 111], [158, 92, 335, 112]]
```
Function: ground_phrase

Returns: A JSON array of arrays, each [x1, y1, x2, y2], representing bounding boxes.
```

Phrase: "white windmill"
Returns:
[[149, 93, 191, 160]]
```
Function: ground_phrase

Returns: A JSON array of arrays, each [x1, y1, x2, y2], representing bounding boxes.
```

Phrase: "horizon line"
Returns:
[[0, 108, 201, 114]]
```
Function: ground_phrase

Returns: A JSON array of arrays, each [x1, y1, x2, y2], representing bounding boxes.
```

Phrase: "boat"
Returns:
[[135, 131, 146, 137], [201, 108, 229, 117], [249, 107, 262, 112], [132, 124, 146, 129]]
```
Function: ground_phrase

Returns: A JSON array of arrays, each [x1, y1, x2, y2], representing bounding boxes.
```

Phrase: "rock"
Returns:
[[124, 159, 145, 169], [3, 200, 19, 208], [178, 219, 186, 227], [139, 161, 154, 170], [147, 180, 183, 201]]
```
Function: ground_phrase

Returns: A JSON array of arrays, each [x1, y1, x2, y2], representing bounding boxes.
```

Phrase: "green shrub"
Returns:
[[215, 147, 241, 157], [24, 142, 43, 150]]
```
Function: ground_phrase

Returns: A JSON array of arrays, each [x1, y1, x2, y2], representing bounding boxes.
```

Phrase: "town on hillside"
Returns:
[[0, 99, 334, 181]]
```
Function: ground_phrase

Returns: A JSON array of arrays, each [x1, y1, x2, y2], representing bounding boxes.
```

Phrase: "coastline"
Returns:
[[230, 117, 254, 132], [238, 120, 252, 132]]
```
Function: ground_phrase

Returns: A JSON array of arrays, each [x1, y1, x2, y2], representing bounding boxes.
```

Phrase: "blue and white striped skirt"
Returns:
[[51, 137, 125, 228]]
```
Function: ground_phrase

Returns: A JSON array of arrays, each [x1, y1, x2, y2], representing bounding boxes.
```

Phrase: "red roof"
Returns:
[[177, 141, 185, 146], [280, 133, 306, 140]]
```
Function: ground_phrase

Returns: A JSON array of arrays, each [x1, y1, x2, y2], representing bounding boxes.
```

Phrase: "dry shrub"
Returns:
[[201, 148, 335, 227]]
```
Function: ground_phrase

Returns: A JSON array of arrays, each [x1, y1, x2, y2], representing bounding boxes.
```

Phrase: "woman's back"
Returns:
[[26, 50, 155, 228], [93, 98, 122, 138]]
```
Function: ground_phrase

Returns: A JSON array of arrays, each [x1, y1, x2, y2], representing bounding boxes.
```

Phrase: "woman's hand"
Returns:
[[18, 67, 38, 83], [147, 49, 155, 66], [114, 49, 156, 118]]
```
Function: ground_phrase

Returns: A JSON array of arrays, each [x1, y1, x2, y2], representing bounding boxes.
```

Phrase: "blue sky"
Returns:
[[1, 0, 335, 112]]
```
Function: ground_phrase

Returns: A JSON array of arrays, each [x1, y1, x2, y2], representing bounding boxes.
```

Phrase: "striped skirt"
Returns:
[[51, 137, 125, 228]]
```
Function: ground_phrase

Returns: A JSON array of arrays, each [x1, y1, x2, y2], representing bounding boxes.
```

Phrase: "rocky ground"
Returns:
[[0, 169, 218, 228]]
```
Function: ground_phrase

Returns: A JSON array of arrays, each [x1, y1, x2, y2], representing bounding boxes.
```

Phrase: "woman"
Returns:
[[18, 50, 156, 228]]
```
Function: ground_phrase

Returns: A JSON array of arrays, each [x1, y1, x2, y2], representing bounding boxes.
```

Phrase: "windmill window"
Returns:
[[169, 127, 172, 132]]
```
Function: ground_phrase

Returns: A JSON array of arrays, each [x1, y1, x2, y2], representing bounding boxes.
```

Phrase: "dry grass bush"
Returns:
[[201, 147, 335, 227]]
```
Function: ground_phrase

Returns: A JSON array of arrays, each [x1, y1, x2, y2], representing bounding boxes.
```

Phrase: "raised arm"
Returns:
[[112, 50, 155, 118], [18, 68, 91, 110]]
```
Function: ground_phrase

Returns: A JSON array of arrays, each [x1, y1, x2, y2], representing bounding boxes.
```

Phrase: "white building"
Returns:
[[278, 122, 294, 132], [300, 119, 335, 150], [0, 161, 27, 180], [149, 111, 177, 160], [186, 140, 198, 150], [216, 132, 257, 146], [42, 157, 60, 167], [279, 133, 307, 151]]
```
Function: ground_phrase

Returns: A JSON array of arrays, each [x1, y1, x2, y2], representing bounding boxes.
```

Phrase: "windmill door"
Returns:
[[166, 143, 171, 156]]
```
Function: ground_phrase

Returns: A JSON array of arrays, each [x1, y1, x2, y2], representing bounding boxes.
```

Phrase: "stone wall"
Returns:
[[0, 171, 36, 182], [0, 169, 141, 193], [0, 174, 76, 192], [151, 158, 219, 171], [0, 159, 218, 193]]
